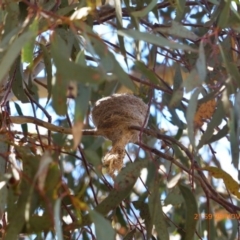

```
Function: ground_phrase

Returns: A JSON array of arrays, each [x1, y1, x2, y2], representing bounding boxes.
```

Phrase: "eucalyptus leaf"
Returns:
[[118, 29, 196, 51], [186, 88, 201, 148], [131, 0, 158, 17], [156, 21, 198, 40], [0, 30, 35, 84], [179, 184, 198, 240], [90, 210, 115, 240]]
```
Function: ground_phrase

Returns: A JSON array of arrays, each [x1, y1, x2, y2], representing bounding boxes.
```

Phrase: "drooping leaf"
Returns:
[[218, 1, 230, 28], [131, 0, 158, 17], [51, 33, 104, 85], [10, 56, 29, 103], [54, 199, 63, 240], [74, 21, 135, 91], [134, 60, 159, 85], [41, 44, 52, 104], [175, 0, 186, 22], [169, 65, 183, 107], [133, 201, 152, 238], [156, 21, 198, 40], [186, 87, 201, 148], [22, 18, 38, 66], [14, 102, 28, 134], [72, 160, 148, 227], [52, 74, 68, 115], [0, 30, 35, 84], [179, 184, 198, 240], [114, 0, 122, 27], [73, 83, 91, 148], [196, 41, 206, 83], [183, 68, 201, 93], [90, 210, 115, 240], [164, 186, 184, 206], [205, 124, 229, 144], [229, 108, 239, 169], [118, 29, 197, 52], [148, 174, 169, 240]]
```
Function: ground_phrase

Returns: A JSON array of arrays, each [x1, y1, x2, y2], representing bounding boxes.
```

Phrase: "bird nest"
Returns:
[[92, 94, 148, 176]]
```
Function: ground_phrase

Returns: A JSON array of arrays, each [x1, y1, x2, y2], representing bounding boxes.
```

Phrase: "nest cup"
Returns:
[[92, 94, 148, 176]]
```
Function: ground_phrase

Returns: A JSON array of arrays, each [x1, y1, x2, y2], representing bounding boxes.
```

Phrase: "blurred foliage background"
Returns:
[[0, 0, 240, 239]]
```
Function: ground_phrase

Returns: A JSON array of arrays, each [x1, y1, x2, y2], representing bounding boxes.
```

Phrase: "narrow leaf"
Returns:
[[131, 0, 158, 17], [196, 41, 206, 82], [186, 88, 201, 148], [179, 184, 198, 240], [41, 44, 52, 104], [22, 18, 38, 65], [114, 0, 123, 27], [0, 30, 35, 84], [54, 199, 63, 240], [90, 210, 115, 240], [118, 29, 196, 52], [156, 21, 198, 40], [149, 174, 169, 240]]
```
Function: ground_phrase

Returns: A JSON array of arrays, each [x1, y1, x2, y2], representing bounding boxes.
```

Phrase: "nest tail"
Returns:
[[102, 144, 125, 177], [92, 94, 148, 176]]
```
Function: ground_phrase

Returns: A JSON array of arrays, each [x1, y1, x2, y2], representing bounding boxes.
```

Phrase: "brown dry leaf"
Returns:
[[194, 99, 216, 128], [72, 121, 83, 149], [203, 166, 240, 199]]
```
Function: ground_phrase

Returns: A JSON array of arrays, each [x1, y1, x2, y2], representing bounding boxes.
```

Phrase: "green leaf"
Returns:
[[3, 2, 19, 37], [196, 41, 206, 83], [14, 102, 28, 134], [175, 0, 186, 22], [52, 74, 68, 116], [0, 174, 8, 218], [156, 21, 198, 40], [230, 107, 239, 169], [134, 61, 159, 85], [41, 44, 52, 104], [131, 0, 158, 17], [22, 18, 38, 65], [115, 0, 122, 27], [74, 22, 135, 91], [0, 30, 35, 85], [133, 201, 152, 239], [51, 33, 104, 85], [169, 65, 183, 107], [10, 56, 29, 103], [183, 68, 201, 93], [179, 184, 198, 240], [186, 87, 201, 148], [74, 84, 91, 122], [79, 160, 148, 227], [90, 210, 115, 240], [205, 124, 229, 144], [218, 1, 230, 28], [219, 43, 240, 87], [148, 174, 169, 240], [54, 199, 63, 240], [118, 29, 196, 52], [164, 187, 184, 206]]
